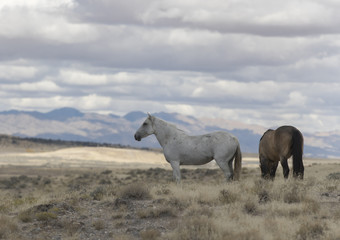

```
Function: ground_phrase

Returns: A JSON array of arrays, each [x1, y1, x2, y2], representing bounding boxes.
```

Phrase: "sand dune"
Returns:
[[0, 147, 338, 169], [0, 147, 166, 168]]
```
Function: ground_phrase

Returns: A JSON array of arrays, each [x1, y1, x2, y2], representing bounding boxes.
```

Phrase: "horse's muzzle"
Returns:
[[134, 134, 141, 141]]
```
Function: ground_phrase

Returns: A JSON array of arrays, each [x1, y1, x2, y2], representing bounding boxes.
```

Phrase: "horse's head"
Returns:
[[259, 129, 276, 179], [134, 113, 155, 141], [259, 155, 279, 179], [259, 156, 270, 178]]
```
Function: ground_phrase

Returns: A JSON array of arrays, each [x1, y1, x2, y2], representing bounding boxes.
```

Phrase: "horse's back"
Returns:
[[187, 131, 237, 149], [275, 126, 299, 138], [208, 131, 238, 147], [165, 131, 238, 165]]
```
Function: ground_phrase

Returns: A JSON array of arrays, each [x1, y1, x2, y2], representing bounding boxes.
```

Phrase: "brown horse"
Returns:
[[259, 126, 304, 179]]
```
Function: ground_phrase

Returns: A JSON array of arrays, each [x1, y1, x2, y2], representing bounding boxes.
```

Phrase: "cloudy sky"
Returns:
[[1, 0, 340, 133]]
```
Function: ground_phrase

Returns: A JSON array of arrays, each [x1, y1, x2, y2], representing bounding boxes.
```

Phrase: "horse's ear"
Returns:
[[147, 112, 155, 123]]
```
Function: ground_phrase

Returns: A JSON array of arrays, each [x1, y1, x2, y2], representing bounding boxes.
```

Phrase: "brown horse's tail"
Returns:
[[292, 129, 304, 179], [234, 143, 242, 180]]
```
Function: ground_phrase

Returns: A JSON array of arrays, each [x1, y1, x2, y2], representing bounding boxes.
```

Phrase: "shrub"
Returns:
[[170, 216, 217, 240], [0, 205, 7, 214], [93, 219, 105, 230], [258, 189, 270, 204], [295, 221, 326, 240], [227, 228, 262, 240], [243, 199, 259, 215], [252, 179, 271, 195], [114, 234, 132, 240], [302, 199, 320, 214], [101, 170, 112, 175], [140, 228, 161, 240], [91, 186, 106, 200], [185, 205, 213, 218], [99, 178, 112, 184], [166, 197, 189, 210], [155, 186, 171, 195], [0, 215, 18, 239], [283, 185, 303, 204], [327, 172, 340, 180], [119, 183, 151, 200], [137, 206, 176, 218], [218, 189, 238, 204], [18, 210, 34, 223], [36, 212, 57, 221], [61, 219, 82, 236], [43, 178, 52, 185]]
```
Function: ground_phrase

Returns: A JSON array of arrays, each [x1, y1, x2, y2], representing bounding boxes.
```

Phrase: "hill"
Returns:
[[0, 134, 130, 153], [1, 108, 340, 158]]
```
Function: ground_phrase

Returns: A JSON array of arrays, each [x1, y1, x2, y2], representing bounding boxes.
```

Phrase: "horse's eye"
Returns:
[[143, 122, 148, 126]]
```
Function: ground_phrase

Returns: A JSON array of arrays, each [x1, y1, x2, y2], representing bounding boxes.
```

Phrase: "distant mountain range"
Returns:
[[1, 107, 340, 158]]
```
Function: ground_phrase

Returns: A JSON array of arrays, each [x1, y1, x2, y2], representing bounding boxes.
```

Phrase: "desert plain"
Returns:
[[0, 144, 339, 239]]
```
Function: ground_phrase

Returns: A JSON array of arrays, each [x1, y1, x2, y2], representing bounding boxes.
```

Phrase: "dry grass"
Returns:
[[0, 163, 339, 239]]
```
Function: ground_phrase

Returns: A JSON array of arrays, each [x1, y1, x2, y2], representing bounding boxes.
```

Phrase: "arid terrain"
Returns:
[[0, 139, 339, 240]]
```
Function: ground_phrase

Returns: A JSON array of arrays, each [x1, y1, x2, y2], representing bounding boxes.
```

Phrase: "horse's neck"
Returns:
[[153, 119, 184, 147]]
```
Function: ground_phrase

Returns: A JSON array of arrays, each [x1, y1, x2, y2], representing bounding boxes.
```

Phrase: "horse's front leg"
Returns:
[[170, 161, 181, 183], [269, 161, 279, 180]]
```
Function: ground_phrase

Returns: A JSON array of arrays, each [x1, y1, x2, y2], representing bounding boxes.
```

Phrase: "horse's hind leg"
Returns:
[[280, 157, 289, 179], [215, 157, 233, 181]]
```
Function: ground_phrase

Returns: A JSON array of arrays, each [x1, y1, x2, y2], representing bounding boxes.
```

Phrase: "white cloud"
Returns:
[[79, 94, 112, 110], [59, 70, 108, 85], [39, 17, 98, 44], [188, 80, 287, 104], [3, 94, 111, 112], [141, 0, 340, 36], [0, 81, 61, 93], [20, 81, 62, 92], [285, 91, 307, 107], [0, 65, 38, 80], [0, 3, 97, 43], [0, 0, 76, 10], [165, 104, 196, 116]]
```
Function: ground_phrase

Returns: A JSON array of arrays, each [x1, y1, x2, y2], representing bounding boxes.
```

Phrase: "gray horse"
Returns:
[[134, 113, 242, 182]]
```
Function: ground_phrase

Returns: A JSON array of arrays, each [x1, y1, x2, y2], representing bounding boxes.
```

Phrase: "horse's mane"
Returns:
[[154, 116, 185, 133]]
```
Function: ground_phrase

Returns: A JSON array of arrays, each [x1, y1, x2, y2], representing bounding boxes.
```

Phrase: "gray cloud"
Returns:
[[1, 0, 340, 133]]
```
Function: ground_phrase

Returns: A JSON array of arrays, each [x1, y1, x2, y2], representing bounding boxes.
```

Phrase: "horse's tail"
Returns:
[[233, 142, 242, 180], [292, 128, 304, 179]]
